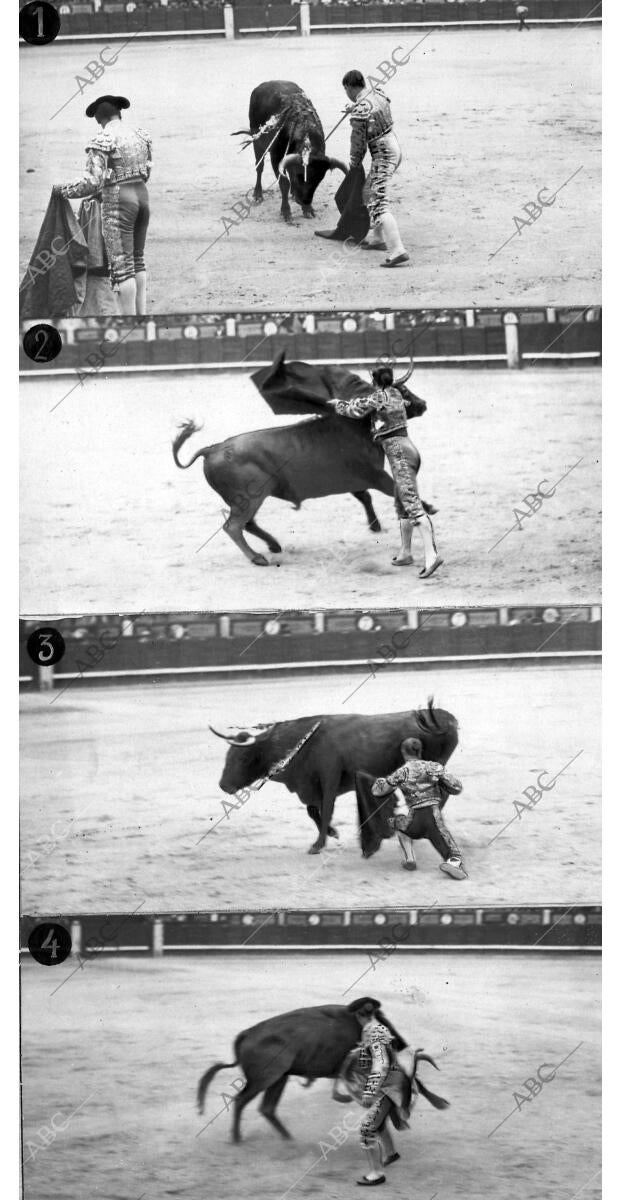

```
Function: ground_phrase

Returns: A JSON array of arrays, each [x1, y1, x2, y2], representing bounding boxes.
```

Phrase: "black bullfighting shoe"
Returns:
[[440, 857, 468, 880], [383, 1153, 400, 1166], [380, 253, 410, 268], [419, 555, 444, 579], [357, 1176, 386, 1187]]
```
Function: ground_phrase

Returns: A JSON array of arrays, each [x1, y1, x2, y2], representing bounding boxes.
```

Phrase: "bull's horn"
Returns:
[[279, 153, 302, 176], [209, 724, 256, 746], [327, 157, 348, 173], [209, 723, 274, 746], [394, 362, 414, 386], [413, 1049, 440, 1073]]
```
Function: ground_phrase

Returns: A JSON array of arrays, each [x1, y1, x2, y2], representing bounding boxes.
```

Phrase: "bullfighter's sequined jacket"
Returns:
[[358, 1020, 395, 1100], [348, 89, 394, 168], [372, 760, 463, 812], [338, 1019, 409, 1122], [61, 120, 152, 198], [334, 386, 408, 442]]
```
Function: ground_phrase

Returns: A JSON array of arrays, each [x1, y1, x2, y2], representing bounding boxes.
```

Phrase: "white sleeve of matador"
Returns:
[[334, 396, 378, 419]]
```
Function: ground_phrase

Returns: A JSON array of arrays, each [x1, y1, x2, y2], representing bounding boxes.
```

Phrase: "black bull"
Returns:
[[196, 1001, 448, 1142], [233, 80, 347, 222], [211, 700, 459, 853], [171, 359, 430, 567]]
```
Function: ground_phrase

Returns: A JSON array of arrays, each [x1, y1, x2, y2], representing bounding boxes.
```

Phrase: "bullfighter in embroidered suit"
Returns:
[[328, 366, 442, 576], [341, 71, 408, 267], [372, 737, 467, 879], [56, 95, 152, 315], [335, 997, 412, 1186]]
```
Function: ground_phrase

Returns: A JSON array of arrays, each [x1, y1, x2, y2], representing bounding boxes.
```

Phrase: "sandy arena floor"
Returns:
[[19, 366, 601, 614], [19, 28, 600, 310], [20, 952, 601, 1200], [20, 660, 600, 912]]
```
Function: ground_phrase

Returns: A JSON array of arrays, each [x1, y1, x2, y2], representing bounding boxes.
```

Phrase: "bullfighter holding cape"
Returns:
[[55, 95, 152, 315], [333, 997, 448, 1186], [251, 352, 441, 574], [371, 737, 467, 879]]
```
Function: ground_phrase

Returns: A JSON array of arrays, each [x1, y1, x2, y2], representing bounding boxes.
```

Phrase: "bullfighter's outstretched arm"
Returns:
[[371, 764, 409, 797], [61, 147, 108, 198], [373, 762, 462, 798], [333, 395, 379, 420]]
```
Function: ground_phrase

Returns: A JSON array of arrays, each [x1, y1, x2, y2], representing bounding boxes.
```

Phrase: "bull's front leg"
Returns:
[[309, 791, 338, 855], [303, 794, 339, 854], [253, 151, 265, 204], [279, 175, 293, 223]]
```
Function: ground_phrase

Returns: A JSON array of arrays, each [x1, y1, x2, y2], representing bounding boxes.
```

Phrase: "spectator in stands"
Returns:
[[57, 96, 153, 316]]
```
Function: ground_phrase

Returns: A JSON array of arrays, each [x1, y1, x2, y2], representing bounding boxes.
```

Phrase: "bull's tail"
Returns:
[[412, 1049, 450, 1111], [172, 420, 208, 471], [197, 1060, 238, 1115]]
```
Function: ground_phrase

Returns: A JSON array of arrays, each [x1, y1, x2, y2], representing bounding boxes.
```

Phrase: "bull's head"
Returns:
[[399, 381, 427, 419], [413, 700, 459, 765], [210, 723, 276, 793], [347, 997, 408, 1052], [279, 144, 347, 212], [375, 1007, 408, 1053]]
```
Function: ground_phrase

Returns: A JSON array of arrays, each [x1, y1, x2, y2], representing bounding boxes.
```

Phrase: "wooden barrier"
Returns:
[[19, 313, 603, 374], [19, 607, 602, 687], [20, 905, 602, 952]]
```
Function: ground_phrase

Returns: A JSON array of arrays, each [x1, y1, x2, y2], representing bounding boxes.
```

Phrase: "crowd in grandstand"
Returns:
[[54, 1, 560, 14]]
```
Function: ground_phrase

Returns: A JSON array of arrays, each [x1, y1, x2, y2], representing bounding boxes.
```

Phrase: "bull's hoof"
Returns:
[[308, 843, 322, 855], [253, 194, 264, 206], [281, 213, 294, 224], [369, 520, 382, 533], [267, 540, 282, 554], [303, 207, 316, 219], [252, 554, 270, 567], [328, 825, 339, 839]]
